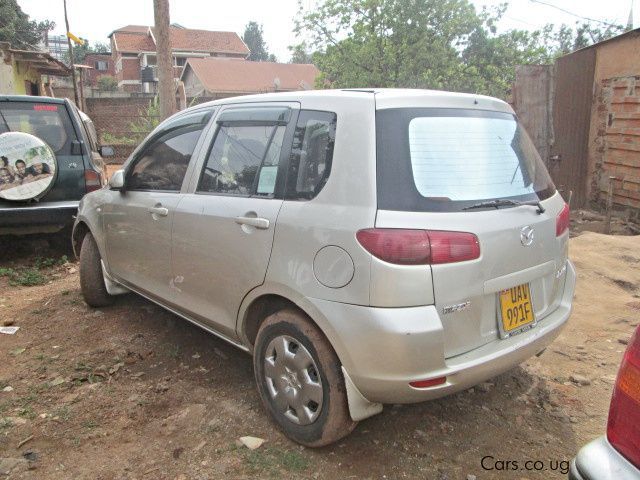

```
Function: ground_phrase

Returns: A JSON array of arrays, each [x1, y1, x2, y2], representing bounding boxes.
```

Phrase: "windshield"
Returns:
[[376, 108, 556, 212]]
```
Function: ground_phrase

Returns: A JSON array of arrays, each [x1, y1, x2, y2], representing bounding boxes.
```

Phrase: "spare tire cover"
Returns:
[[0, 132, 57, 201]]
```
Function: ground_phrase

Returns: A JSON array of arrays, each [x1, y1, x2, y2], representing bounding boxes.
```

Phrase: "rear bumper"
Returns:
[[309, 260, 576, 404], [570, 437, 640, 480], [0, 200, 78, 235]]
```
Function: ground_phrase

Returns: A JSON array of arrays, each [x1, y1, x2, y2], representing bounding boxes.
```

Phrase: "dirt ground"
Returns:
[[0, 228, 639, 480]]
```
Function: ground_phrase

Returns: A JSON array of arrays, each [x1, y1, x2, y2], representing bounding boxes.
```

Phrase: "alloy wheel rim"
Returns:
[[263, 335, 323, 425]]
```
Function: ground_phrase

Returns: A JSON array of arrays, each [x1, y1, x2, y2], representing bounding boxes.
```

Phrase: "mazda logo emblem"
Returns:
[[520, 225, 534, 246]]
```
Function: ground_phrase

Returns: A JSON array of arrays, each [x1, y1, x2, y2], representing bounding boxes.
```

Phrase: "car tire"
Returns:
[[79, 233, 114, 308], [253, 308, 357, 447]]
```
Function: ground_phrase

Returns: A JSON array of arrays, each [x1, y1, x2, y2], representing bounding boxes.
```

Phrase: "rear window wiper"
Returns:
[[463, 198, 545, 214]]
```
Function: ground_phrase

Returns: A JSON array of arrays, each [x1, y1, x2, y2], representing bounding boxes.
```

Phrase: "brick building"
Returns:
[[83, 53, 116, 87], [108, 24, 249, 92]]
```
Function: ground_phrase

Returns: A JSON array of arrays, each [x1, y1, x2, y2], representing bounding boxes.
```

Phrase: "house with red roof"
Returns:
[[181, 57, 319, 99], [109, 24, 249, 92]]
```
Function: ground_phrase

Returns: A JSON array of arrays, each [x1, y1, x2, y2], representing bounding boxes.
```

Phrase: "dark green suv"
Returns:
[[0, 95, 112, 235]]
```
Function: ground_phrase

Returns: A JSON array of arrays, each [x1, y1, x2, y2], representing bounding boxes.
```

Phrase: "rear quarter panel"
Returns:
[[262, 94, 377, 305]]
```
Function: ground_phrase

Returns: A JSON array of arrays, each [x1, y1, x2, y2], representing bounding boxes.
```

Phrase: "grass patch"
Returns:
[[82, 419, 98, 430], [0, 255, 68, 287], [242, 446, 309, 476], [54, 406, 72, 421]]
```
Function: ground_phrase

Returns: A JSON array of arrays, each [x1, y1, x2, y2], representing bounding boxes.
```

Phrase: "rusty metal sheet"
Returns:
[[550, 49, 596, 207]]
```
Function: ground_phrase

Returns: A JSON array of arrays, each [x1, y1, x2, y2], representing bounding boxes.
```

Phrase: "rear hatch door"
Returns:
[[375, 105, 569, 358]]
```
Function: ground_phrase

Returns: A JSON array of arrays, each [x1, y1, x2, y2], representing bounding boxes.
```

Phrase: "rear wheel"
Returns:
[[253, 309, 357, 447], [79, 233, 114, 307]]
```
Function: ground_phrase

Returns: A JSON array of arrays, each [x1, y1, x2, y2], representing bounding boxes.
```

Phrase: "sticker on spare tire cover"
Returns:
[[0, 132, 57, 201]]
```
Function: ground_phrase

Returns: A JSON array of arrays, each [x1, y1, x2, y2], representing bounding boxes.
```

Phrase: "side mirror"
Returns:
[[108, 169, 125, 191], [99, 145, 115, 157]]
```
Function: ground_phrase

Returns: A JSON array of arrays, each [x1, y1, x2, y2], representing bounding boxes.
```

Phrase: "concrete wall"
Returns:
[[0, 48, 16, 93]]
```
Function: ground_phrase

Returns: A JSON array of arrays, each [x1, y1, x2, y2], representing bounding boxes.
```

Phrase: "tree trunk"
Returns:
[[153, 0, 176, 120]]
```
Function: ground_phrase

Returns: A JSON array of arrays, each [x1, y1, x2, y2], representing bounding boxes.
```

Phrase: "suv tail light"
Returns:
[[556, 203, 570, 236], [356, 229, 480, 265], [607, 326, 640, 469], [84, 170, 103, 193]]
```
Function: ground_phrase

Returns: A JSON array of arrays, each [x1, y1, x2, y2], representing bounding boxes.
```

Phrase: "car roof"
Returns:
[[181, 88, 513, 116], [0, 95, 67, 105]]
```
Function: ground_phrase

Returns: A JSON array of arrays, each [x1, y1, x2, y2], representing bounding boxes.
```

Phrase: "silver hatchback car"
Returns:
[[73, 89, 576, 446]]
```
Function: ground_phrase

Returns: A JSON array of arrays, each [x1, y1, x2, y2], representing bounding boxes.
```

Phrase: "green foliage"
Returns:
[[0, 255, 66, 286], [242, 446, 309, 475], [100, 132, 137, 146], [6, 267, 46, 286], [66, 39, 111, 65], [97, 75, 118, 92], [288, 43, 313, 64], [540, 22, 625, 58], [128, 96, 161, 138], [293, 0, 627, 98], [0, 0, 54, 50], [243, 21, 277, 62]]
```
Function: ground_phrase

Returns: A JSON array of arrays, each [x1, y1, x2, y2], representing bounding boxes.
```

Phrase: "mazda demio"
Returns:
[[73, 89, 576, 446]]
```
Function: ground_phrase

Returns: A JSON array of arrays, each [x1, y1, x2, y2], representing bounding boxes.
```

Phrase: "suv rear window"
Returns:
[[376, 108, 555, 212], [0, 102, 76, 154]]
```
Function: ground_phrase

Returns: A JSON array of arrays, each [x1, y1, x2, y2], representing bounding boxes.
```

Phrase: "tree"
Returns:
[[288, 43, 313, 64], [97, 75, 118, 91], [540, 21, 625, 57], [294, 0, 495, 90], [0, 0, 54, 50], [292, 0, 627, 98], [243, 21, 277, 61]]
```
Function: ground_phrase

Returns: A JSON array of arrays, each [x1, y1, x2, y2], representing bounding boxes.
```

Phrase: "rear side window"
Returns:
[[285, 110, 336, 200], [0, 102, 77, 154], [198, 124, 286, 196], [127, 112, 211, 192], [376, 108, 555, 212]]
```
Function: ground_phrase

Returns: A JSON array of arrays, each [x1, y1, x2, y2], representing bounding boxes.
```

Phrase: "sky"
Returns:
[[18, 0, 637, 62]]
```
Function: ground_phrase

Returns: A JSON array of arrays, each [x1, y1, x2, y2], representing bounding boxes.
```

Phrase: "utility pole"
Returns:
[[153, 0, 176, 120], [63, 0, 80, 107]]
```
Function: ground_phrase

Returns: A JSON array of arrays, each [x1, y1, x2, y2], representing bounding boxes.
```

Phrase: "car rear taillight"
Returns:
[[607, 326, 640, 469], [356, 229, 480, 265], [556, 203, 570, 236], [84, 170, 103, 193]]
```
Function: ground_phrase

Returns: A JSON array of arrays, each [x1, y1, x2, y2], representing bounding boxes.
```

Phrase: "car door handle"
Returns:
[[235, 216, 270, 229], [148, 206, 169, 217]]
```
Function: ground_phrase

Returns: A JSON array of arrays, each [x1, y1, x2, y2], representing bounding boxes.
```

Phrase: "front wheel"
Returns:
[[79, 233, 114, 308], [253, 309, 357, 447]]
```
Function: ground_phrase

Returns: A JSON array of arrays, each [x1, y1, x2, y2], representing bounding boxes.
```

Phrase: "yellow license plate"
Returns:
[[499, 284, 535, 333]]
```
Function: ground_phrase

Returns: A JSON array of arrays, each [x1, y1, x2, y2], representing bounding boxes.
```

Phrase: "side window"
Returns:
[[127, 122, 206, 192], [285, 110, 337, 200], [198, 123, 286, 196]]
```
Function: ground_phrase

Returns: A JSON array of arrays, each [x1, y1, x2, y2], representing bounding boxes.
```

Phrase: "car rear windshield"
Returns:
[[0, 102, 76, 154], [376, 108, 556, 212]]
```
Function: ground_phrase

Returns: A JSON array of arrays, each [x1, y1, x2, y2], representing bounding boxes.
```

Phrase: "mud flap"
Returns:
[[341, 366, 383, 421]]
